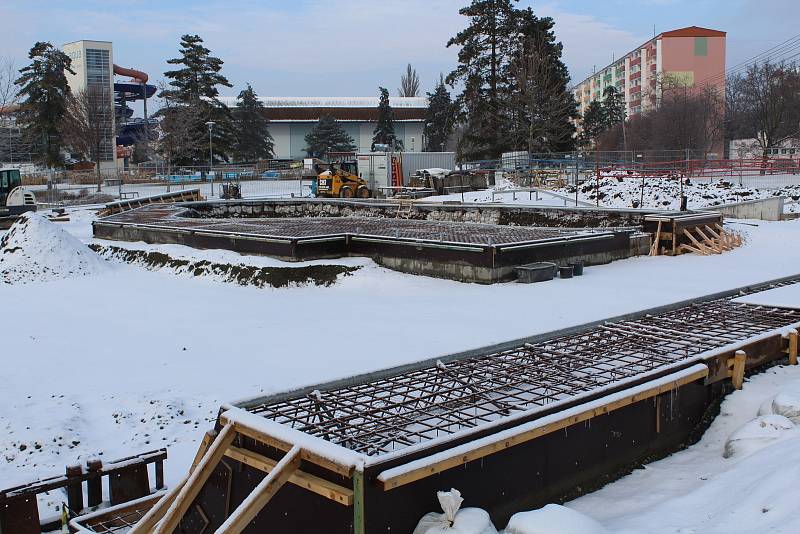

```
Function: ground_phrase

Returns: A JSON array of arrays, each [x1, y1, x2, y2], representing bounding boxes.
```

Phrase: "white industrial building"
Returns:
[[218, 96, 427, 160]]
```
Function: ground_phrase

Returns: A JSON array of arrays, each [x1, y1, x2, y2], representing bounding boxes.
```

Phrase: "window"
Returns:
[[694, 37, 708, 56]]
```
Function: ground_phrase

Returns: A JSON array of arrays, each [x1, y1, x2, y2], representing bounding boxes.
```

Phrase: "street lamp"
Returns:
[[206, 121, 216, 195]]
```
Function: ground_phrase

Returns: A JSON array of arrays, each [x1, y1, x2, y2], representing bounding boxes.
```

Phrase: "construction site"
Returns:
[[3, 7, 800, 532]]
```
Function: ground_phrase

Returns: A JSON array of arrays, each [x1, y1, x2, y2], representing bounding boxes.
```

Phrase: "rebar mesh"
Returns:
[[247, 279, 800, 456], [102, 204, 583, 245]]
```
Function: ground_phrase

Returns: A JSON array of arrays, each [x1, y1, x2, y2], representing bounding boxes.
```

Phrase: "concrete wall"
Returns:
[[187, 199, 656, 229], [707, 196, 784, 221]]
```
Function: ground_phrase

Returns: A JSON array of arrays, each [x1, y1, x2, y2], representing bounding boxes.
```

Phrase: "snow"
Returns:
[[220, 408, 366, 469], [424, 172, 800, 214], [732, 283, 800, 309], [722, 414, 796, 459], [568, 365, 800, 533], [0, 212, 112, 284], [502, 505, 608, 534], [4, 208, 800, 531]]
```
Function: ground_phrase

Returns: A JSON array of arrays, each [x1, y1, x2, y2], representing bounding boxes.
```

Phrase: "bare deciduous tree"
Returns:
[[398, 64, 420, 97], [0, 56, 19, 164], [727, 61, 800, 166], [156, 83, 205, 180], [0, 56, 18, 113], [60, 86, 114, 191]]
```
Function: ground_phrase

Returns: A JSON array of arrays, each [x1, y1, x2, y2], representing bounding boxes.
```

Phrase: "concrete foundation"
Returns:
[[94, 202, 651, 284]]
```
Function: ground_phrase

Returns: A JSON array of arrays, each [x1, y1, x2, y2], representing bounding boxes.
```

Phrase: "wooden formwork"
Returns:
[[86, 279, 800, 533], [644, 212, 743, 256]]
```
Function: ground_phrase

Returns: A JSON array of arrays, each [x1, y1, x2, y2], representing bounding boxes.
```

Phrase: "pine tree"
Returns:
[[372, 87, 399, 150], [162, 35, 230, 103], [398, 64, 420, 97], [447, 0, 519, 160], [304, 115, 355, 158], [160, 34, 233, 165], [232, 84, 274, 162], [15, 42, 74, 167], [424, 75, 456, 151], [506, 10, 577, 152]]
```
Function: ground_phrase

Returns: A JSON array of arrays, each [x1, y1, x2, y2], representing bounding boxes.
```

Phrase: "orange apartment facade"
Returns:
[[573, 26, 726, 119]]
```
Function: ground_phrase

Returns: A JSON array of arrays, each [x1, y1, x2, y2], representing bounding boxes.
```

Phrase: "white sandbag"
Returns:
[[413, 488, 498, 534], [723, 414, 795, 458], [502, 504, 608, 534], [771, 392, 800, 424]]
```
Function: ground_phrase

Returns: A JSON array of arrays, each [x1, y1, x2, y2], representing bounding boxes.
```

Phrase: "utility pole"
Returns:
[[206, 121, 216, 196]]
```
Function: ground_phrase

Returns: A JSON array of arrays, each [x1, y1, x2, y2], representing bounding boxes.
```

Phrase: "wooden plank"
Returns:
[[154, 423, 236, 534], [684, 229, 711, 255], [789, 330, 798, 366], [224, 446, 353, 505], [649, 221, 663, 256], [191, 431, 215, 472], [129, 477, 187, 534], [217, 415, 354, 478], [679, 243, 705, 255], [379, 366, 708, 491], [732, 350, 746, 390], [694, 226, 721, 253], [353, 469, 365, 534], [213, 445, 302, 534]]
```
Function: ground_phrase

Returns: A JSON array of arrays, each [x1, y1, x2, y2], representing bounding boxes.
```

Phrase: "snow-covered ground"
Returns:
[[423, 173, 800, 214], [3, 208, 800, 531], [567, 365, 800, 534]]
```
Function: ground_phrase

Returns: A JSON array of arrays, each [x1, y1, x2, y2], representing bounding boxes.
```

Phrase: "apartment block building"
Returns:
[[573, 26, 726, 119]]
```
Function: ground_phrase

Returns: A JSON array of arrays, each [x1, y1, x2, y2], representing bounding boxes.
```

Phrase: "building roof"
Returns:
[[658, 26, 727, 38], [218, 96, 428, 122]]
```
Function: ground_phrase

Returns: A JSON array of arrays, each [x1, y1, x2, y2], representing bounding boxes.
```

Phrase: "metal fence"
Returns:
[[18, 165, 313, 208]]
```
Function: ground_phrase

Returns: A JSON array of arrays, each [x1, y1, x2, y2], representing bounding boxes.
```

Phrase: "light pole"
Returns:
[[206, 121, 216, 195]]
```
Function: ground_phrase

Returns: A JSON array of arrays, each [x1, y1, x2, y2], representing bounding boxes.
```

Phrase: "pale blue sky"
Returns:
[[3, 0, 798, 98]]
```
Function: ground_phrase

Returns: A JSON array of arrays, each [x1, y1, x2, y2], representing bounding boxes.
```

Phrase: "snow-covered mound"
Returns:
[[502, 504, 608, 534], [723, 414, 796, 458], [0, 212, 111, 284]]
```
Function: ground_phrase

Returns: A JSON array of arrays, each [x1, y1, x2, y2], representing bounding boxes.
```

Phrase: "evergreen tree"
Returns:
[[232, 84, 274, 162], [579, 100, 606, 146], [602, 86, 626, 129], [505, 10, 577, 152], [372, 87, 399, 150], [15, 42, 74, 167], [160, 34, 233, 164], [506, 34, 578, 153], [162, 35, 230, 103], [304, 115, 355, 158], [424, 75, 456, 151], [446, 0, 519, 160]]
